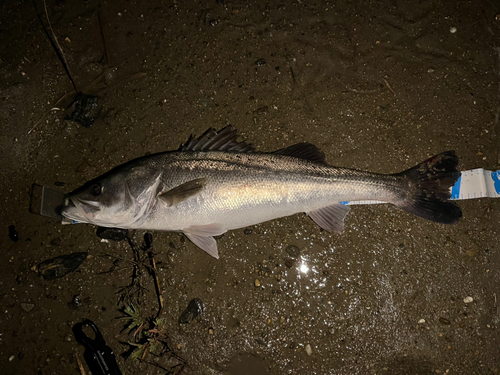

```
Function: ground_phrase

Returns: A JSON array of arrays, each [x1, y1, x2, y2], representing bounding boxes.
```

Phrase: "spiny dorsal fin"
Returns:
[[274, 143, 327, 164], [180, 126, 255, 153]]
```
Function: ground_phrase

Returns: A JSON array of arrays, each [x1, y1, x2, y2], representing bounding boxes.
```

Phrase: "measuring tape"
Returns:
[[345, 169, 500, 205]]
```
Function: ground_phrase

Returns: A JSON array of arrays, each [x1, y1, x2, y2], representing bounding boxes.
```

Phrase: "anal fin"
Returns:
[[307, 203, 350, 232]]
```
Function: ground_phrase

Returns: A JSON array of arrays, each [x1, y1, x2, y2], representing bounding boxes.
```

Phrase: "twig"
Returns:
[[28, 6, 145, 136], [28, 90, 77, 134], [133, 322, 145, 338], [141, 359, 186, 374], [126, 341, 142, 347], [33, 0, 79, 92], [98, 11, 112, 68], [100, 72, 147, 94], [383, 77, 397, 96], [43, 0, 78, 91], [139, 233, 164, 319], [141, 342, 151, 361], [75, 352, 86, 375], [116, 237, 153, 305], [28, 66, 144, 134], [148, 249, 164, 319], [100, 252, 141, 266], [77, 58, 133, 94]]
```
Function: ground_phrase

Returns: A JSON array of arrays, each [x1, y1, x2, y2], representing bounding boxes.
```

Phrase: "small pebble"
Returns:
[[280, 316, 285, 324], [418, 319, 426, 324], [68, 294, 83, 309], [50, 238, 62, 246], [256, 106, 269, 115], [76, 161, 90, 173], [463, 296, 473, 303], [450, 26, 457, 33], [439, 317, 451, 325], [255, 58, 266, 66], [208, 328, 214, 335], [285, 245, 301, 258], [9, 225, 19, 242], [178, 298, 204, 324], [305, 344, 312, 356], [254, 279, 261, 287], [20, 303, 34, 313]]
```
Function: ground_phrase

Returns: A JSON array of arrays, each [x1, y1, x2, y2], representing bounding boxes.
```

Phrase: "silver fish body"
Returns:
[[62, 127, 461, 258]]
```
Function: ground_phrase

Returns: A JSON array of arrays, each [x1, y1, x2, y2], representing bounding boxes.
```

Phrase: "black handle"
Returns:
[[73, 319, 122, 375]]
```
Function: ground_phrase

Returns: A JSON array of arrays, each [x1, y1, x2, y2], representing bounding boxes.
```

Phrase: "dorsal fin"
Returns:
[[273, 142, 327, 164], [180, 126, 255, 153]]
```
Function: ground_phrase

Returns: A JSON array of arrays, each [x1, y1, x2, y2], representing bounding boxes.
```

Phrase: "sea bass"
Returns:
[[62, 127, 462, 258]]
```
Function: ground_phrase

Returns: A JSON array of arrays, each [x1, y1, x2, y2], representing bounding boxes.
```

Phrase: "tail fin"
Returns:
[[396, 151, 462, 224]]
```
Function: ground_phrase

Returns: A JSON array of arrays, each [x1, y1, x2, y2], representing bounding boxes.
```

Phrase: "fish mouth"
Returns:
[[61, 196, 100, 223]]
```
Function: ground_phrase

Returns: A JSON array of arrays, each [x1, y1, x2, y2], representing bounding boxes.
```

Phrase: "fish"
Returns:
[[62, 126, 462, 259]]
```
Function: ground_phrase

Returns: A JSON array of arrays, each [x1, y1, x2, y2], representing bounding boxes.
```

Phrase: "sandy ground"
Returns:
[[1, 0, 499, 374]]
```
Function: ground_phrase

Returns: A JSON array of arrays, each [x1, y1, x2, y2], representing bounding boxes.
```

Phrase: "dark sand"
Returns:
[[1, 0, 499, 374]]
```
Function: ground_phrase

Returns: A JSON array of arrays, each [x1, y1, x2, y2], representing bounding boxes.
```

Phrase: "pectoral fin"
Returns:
[[183, 223, 226, 259], [307, 203, 350, 232], [159, 178, 207, 206]]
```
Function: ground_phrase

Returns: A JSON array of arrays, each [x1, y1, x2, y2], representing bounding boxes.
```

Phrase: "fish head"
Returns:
[[61, 167, 158, 228]]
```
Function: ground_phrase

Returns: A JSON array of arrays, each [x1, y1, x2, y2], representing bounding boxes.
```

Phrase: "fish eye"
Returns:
[[91, 183, 102, 196]]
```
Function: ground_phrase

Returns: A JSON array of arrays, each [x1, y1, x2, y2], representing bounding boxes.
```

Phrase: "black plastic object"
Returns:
[[96, 227, 128, 241], [73, 319, 122, 375], [179, 298, 205, 324], [8, 225, 19, 242], [30, 184, 66, 220], [66, 93, 102, 127], [38, 252, 89, 280]]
